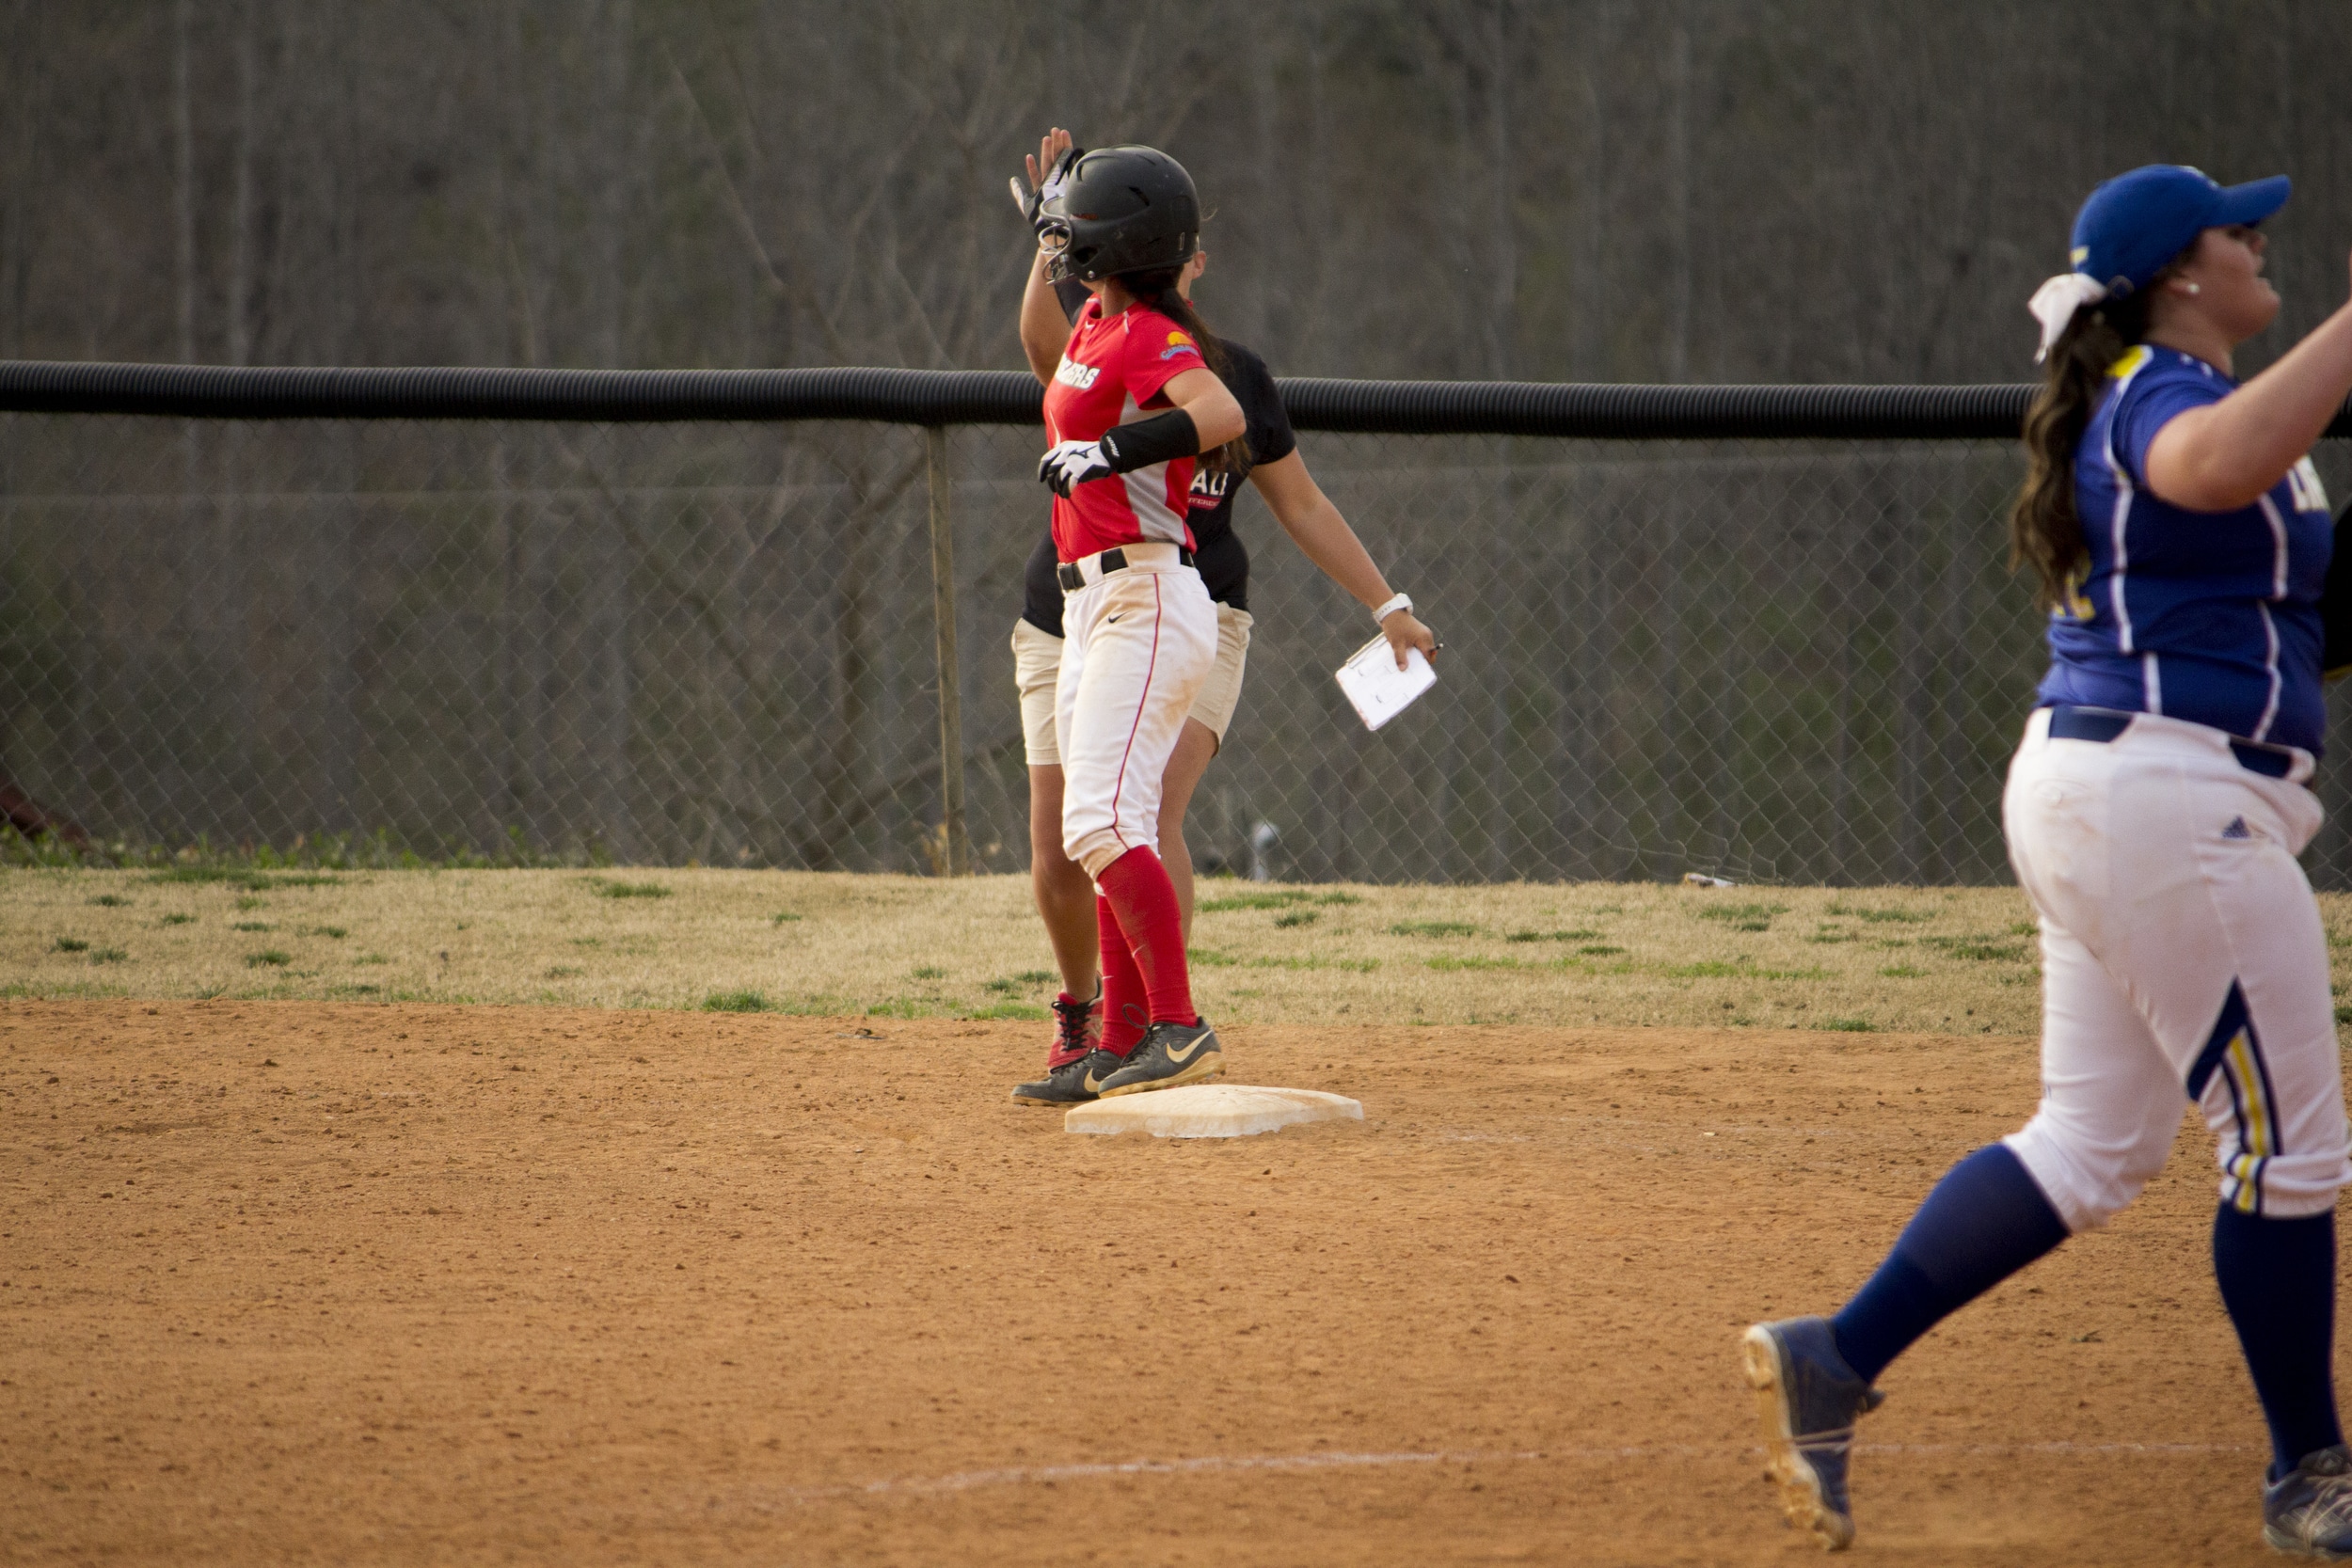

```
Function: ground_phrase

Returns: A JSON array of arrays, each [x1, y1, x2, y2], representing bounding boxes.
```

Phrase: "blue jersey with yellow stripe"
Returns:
[[2036, 344, 2333, 754]]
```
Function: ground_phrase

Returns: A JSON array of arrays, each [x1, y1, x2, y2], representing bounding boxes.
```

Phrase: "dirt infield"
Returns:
[[1, 1001, 2315, 1565]]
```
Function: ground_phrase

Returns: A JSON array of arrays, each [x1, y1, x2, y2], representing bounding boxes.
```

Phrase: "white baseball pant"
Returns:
[[2002, 706, 2352, 1229], [1013, 602, 1254, 767], [1054, 551, 1216, 878]]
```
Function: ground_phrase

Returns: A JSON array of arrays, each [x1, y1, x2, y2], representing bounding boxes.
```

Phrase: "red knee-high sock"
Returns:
[[1097, 847, 1197, 1029], [1096, 895, 1149, 1057]]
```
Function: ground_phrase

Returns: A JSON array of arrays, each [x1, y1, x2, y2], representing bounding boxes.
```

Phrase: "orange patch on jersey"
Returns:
[[1167, 330, 1195, 348]]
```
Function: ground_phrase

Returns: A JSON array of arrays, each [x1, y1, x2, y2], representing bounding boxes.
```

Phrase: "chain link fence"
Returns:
[[6, 385, 2351, 886]]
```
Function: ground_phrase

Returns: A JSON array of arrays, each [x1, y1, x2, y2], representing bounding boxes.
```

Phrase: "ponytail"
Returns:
[[2008, 281, 2166, 610], [1119, 265, 1253, 480]]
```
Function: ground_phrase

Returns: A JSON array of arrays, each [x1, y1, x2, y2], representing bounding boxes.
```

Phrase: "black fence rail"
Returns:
[[5, 363, 2350, 885]]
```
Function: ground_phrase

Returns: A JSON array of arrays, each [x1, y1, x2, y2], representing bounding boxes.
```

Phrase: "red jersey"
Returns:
[[1041, 296, 1209, 562]]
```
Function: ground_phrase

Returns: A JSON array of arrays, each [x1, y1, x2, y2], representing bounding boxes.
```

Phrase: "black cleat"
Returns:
[[1010, 1047, 1123, 1106], [1095, 1018, 1223, 1098]]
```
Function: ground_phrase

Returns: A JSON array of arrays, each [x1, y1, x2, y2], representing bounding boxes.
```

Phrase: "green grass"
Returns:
[[1198, 889, 1361, 913], [1927, 937, 2030, 962], [771, 911, 803, 924], [592, 879, 672, 900], [54, 937, 88, 953], [147, 865, 262, 889], [1273, 910, 1319, 928], [1693, 902, 1788, 928], [246, 950, 291, 968], [1656, 960, 1830, 981], [985, 971, 1059, 995], [704, 989, 772, 1013], [88, 947, 128, 964], [161, 913, 196, 927], [149, 866, 342, 893], [961, 1001, 1048, 1022], [90, 894, 132, 908], [1827, 903, 1933, 924], [230, 921, 274, 932], [911, 965, 946, 980], [1816, 1018, 1877, 1032], [1192, 949, 1379, 973], [0, 870, 2109, 1033]]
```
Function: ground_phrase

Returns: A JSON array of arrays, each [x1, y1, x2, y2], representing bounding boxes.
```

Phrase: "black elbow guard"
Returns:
[[1096, 408, 1201, 473]]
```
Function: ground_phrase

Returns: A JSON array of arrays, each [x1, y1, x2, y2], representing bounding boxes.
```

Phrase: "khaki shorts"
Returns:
[[1012, 603, 1253, 768]]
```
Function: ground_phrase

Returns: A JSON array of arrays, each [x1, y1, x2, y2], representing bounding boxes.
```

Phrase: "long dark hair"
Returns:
[[2009, 279, 2170, 610], [1118, 264, 1252, 480]]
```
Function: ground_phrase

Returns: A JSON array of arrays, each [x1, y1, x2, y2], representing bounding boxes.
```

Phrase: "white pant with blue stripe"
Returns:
[[2002, 706, 2352, 1228]]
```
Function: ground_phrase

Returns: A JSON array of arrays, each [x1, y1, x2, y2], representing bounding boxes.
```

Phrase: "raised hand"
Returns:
[[1010, 127, 1080, 227]]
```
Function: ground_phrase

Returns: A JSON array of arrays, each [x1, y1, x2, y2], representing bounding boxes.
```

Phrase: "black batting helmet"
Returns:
[[1036, 145, 1200, 285]]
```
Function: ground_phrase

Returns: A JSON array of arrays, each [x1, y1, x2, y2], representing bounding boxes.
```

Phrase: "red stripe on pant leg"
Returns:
[[1102, 575, 1164, 858]]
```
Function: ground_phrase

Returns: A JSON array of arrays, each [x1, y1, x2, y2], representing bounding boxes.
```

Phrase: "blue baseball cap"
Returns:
[[2072, 165, 2289, 295]]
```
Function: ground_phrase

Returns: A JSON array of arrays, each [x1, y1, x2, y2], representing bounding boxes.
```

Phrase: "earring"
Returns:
[[2183, 281, 2201, 295]]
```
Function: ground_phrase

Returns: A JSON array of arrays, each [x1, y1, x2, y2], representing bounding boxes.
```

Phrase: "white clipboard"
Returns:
[[1334, 635, 1437, 732]]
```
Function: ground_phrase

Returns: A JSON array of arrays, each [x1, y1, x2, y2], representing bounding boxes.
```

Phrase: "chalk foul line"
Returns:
[[742, 1439, 2253, 1506]]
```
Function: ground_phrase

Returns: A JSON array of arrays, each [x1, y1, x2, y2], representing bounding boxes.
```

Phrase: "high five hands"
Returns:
[[1010, 127, 1080, 228]]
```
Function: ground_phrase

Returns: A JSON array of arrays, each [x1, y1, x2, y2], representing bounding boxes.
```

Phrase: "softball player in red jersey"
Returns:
[[1744, 166, 2352, 1557], [1005, 132, 1439, 1106], [1008, 142, 1243, 1100]]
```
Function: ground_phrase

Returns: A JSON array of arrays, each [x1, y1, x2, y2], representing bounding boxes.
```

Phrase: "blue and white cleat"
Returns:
[[1740, 1317, 1884, 1551], [2266, 1445, 2352, 1559]]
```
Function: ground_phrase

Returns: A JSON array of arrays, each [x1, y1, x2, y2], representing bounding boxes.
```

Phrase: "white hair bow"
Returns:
[[2028, 273, 2110, 363]]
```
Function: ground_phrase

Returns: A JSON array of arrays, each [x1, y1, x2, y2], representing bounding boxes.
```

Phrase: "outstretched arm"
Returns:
[[2146, 251, 2352, 511], [1248, 450, 1438, 669], [1014, 128, 1077, 385], [1020, 248, 1067, 385]]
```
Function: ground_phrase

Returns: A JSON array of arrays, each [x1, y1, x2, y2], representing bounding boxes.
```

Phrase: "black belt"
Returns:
[[2045, 704, 2296, 779], [1057, 545, 1195, 594]]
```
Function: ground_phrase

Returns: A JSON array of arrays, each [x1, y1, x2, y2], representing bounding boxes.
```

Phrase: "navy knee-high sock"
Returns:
[[2213, 1205, 2343, 1482], [1829, 1144, 2072, 1385]]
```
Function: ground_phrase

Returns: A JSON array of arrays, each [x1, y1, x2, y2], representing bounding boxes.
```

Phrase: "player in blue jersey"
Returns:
[[1743, 165, 2352, 1556]]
